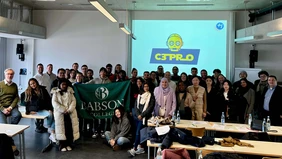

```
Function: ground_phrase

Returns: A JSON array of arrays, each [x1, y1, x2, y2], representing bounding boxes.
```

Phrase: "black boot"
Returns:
[[35, 119, 47, 133]]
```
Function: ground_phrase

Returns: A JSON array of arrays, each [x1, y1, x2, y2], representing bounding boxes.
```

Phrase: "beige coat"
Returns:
[[187, 86, 207, 121], [51, 87, 80, 141]]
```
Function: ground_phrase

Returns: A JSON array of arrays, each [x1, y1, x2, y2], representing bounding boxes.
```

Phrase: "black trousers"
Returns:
[[60, 114, 73, 148]]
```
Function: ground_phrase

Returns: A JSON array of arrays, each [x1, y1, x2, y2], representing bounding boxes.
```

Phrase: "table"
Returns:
[[18, 106, 49, 120], [147, 138, 282, 159], [0, 124, 29, 159], [19, 106, 52, 153], [148, 120, 282, 136]]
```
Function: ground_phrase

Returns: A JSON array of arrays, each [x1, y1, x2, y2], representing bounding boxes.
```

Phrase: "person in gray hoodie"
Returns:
[[105, 106, 131, 151], [87, 67, 111, 84]]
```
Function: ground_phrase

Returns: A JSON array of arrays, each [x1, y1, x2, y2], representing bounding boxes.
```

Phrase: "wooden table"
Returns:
[[0, 124, 29, 159], [148, 120, 282, 136], [147, 138, 282, 159]]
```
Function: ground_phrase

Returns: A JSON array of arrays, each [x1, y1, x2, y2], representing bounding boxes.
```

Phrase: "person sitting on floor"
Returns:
[[105, 107, 131, 151], [51, 79, 80, 152], [21, 78, 56, 142]]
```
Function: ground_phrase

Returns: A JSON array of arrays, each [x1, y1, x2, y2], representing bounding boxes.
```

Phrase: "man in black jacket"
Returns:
[[259, 75, 282, 126]]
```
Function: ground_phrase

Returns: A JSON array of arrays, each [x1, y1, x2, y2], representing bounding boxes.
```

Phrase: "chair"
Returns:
[[186, 127, 205, 137]]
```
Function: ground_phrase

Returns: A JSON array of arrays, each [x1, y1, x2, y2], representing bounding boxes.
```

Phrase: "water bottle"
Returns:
[[171, 112, 175, 122], [156, 119, 159, 127], [156, 144, 162, 159], [262, 118, 266, 132], [221, 112, 225, 125], [266, 116, 271, 130], [197, 150, 203, 159], [176, 110, 180, 124], [248, 114, 252, 127]]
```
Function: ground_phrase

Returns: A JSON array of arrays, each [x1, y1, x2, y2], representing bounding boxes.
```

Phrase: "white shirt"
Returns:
[[169, 81, 176, 92], [34, 73, 50, 92], [4, 79, 14, 86], [43, 72, 57, 92]]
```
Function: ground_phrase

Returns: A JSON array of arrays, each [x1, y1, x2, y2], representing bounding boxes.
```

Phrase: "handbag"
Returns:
[[251, 119, 263, 131]]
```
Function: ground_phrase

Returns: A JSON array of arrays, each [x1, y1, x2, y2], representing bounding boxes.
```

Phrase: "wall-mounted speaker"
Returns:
[[16, 44, 24, 54], [250, 50, 258, 62]]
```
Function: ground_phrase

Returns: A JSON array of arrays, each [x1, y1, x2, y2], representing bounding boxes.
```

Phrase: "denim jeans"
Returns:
[[134, 118, 143, 149], [46, 110, 55, 131], [0, 106, 22, 124], [105, 131, 130, 146]]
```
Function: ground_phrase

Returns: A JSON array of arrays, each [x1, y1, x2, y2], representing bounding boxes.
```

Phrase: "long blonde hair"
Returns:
[[24, 78, 42, 102]]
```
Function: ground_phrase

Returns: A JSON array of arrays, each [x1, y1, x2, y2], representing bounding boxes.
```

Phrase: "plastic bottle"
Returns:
[[248, 114, 252, 127], [197, 150, 203, 159], [262, 118, 266, 132], [156, 144, 162, 159], [221, 112, 225, 125], [176, 110, 180, 124], [156, 119, 159, 127], [171, 112, 175, 122], [266, 116, 271, 130]]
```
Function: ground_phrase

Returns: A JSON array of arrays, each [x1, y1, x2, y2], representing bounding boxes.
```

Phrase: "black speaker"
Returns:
[[16, 44, 24, 54], [250, 50, 258, 62]]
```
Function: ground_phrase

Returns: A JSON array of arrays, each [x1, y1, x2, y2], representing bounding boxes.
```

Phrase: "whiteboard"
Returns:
[[233, 68, 262, 83]]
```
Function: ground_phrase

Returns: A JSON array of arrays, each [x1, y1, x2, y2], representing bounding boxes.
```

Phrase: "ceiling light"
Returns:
[[119, 23, 131, 35], [234, 35, 262, 43], [130, 33, 136, 40], [267, 30, 282, 37], [89, 0, 118, 22], [157, 4, 213, 6]]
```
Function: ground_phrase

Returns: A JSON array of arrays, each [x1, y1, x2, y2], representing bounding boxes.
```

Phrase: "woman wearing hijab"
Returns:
[[187, 76, 207, 121], [235, 78, 255, 123], [153, 78, 176, 119], [128, 82, 155, 156], [51, 79, 80, 152]]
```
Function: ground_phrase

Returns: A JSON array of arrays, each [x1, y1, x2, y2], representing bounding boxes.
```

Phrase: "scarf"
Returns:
[[155, 78, 171, 108], [256, 80, 268, 93], [137, 91, 151, 125]]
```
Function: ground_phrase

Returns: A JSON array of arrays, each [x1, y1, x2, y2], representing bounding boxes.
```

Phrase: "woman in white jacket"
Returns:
[[51, 79, 80, 152]]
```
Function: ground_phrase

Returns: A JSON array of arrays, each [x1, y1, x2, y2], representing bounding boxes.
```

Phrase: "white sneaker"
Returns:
[[135, 146, 145, 154], [66, 146, 72, 151], [61, 148, 67, 152], [128, 148, 136, 156], [49, 133, 56, 143]]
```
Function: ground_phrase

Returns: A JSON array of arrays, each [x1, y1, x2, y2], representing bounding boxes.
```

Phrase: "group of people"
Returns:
[[0, 62, 281, 156]]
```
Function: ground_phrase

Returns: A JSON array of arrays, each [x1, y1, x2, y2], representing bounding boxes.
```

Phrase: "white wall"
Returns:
[[32, 10, 128, 77], [235, 11, 282, 81], [6, 38, 34, 94]]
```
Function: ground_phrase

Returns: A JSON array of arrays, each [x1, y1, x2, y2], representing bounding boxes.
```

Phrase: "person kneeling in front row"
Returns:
[[105, 107, 131, 151]]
